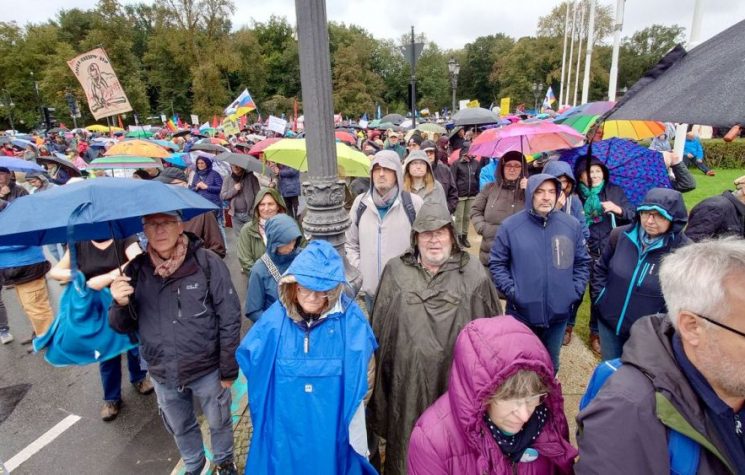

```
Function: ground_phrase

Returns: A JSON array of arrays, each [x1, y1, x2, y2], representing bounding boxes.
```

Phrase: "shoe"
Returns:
[[590, 333, 602, 357], [100, 401, 121, 422], [185, 459, 206, 475], [215, 461, 238, 475], [20, 333, 35, 345], [562, 326, 573, 346], [0, 331, 13, 344], [706, 170, 716, 176], [133, 376, 154, 395]]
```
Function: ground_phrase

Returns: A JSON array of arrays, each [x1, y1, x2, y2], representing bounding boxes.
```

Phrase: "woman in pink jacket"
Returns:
[[408, 316, 577, 474]]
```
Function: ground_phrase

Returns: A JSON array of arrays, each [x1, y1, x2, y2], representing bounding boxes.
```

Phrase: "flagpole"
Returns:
[[572, 2, 585, 107], [559, 1, 571, 107], [565, 2, 578, 106], [608, 0, 625, 101], [581, 0, 596, 105]]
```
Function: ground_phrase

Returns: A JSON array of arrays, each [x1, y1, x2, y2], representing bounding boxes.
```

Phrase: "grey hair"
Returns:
[[660, 238, 745, 328]]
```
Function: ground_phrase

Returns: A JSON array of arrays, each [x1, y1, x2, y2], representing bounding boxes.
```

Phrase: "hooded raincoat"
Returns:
[[408, 317, 577, 474], [236, 188, 288, 275], [591, 188, 691, 339], [369, 199, 502, 475], [236, 240, 378, 475], [244, 214, 303, 322], [489, 174, 591, 327], [470, 152, 528, 266], [345, 150, 424, 297]]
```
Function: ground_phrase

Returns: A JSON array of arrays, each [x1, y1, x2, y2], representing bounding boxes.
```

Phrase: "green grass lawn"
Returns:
[[572, 166, 745, 345]]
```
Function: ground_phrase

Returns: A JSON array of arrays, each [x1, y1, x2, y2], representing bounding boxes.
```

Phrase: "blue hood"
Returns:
[[285, 240, 346, 291], [525, 173, 562, 213], [636, 187, 688, 235], [543, 160, 576, 187], [264, 214, 302, 264]]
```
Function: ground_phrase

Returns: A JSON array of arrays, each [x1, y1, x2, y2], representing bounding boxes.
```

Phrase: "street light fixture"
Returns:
[[448, 58, 460, 116], [532, 82, 545, 114], [0, 89, 16, 132]]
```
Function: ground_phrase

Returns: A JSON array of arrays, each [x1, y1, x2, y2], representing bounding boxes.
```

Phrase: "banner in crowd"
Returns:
[[67, 48, 133, 120]]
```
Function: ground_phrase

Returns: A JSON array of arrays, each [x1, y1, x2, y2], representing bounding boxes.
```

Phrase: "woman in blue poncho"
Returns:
[[236, 240, 378, 475]]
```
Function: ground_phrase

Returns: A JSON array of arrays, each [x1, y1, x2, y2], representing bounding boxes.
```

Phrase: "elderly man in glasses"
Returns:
[[109, 211, 241, 475], [577, 239, 745, 474]]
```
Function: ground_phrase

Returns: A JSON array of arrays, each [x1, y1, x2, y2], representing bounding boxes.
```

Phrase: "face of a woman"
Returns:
[[487, 393, 545, 434], [296, 284, 328, 314], [408, 160, 428, 179], [258, 194, 280, 219]]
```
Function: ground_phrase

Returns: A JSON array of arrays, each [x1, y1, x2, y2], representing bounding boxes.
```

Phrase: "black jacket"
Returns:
[[109, 235, 241, 388], [431, 159, 458, 213], [450, 158, 482, 198], [686, 191, 745, 241]]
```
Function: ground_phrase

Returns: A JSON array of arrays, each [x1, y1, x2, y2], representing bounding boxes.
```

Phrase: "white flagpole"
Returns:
[[581, 0, 596, 104], [608, 0, 625, 101]]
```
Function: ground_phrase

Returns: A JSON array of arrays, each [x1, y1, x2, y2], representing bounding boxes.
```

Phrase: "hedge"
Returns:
[[635, 139, 745, 169]]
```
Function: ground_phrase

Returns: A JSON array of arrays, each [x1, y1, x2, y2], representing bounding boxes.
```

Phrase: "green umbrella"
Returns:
[[263, 139, 371, 177], [87, 155, 163, 170]]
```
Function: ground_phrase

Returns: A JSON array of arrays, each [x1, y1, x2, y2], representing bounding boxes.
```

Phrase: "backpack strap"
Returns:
[[260, 253, 283, 283]]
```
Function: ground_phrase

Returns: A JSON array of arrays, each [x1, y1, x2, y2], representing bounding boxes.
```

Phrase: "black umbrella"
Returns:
[[190, 143, 229, 154], [452, 107, 500, 126], [606, 19, 745, 128], [381, 113, 406, 125], [36, 155, 82, 177], [215, 152, 276, 177]]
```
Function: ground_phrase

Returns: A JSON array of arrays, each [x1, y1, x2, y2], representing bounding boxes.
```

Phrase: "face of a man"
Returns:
[[417, 226, 452, 269], [372, 164, 397, 195], [143, 213, 184, 258], [533, 181, 557, 216]]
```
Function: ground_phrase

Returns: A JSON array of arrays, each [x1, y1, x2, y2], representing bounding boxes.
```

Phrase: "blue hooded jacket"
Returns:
[[244, 214, 303, 322], [236, 240, 378, 475], [489, 174, 591, 327], [591, 188, 691, 338], [543, 160, 590, 241], [189, 156, 223, 207]]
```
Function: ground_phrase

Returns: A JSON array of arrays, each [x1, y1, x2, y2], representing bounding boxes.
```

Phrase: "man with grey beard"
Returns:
[[368, 199, 502, 475], [576, 239, 745, 474]]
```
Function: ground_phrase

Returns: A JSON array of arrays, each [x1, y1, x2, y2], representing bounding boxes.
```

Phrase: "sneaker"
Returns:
[[133, 376, 154, 395], [185, 459, 206, 475], [100, 401, 121, 422], [0, 331, 13, 344], [215, 461, 238, 475]]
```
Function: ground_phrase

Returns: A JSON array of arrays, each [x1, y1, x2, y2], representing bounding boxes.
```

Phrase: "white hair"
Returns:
[[660, 238, 745, 328]]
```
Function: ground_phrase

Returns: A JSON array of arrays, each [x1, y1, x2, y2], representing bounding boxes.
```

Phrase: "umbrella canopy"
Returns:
[[606, 20, 745, 128], [248, 137, 282, 157], [0, 178, 217, 246], [36, 155, 82, 177], [558, 138, 672, 205], [88, 155, 163, 170], [190, 143, 229, 154], [416, 123, 447, 135], [215, 152, 276, 177], [105, 139, 170, 159], [335, 130, 357, 145], [380, 113, 406, 125], [0, 156, 45, 173], [263, 139, 371, 177], [453, 107, 501, 126], [470, 121, 585, 158]]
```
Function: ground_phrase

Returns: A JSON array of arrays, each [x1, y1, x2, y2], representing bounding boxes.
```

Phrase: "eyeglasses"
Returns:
[[691, 312, 745, 339], [143, 220, 179, 231], [639, 210, 669, 222], [296, 286, 329, 300], [496, 393, 547, 413]]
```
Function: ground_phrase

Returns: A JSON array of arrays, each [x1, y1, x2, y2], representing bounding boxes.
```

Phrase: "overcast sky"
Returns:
[[3, 0, 744, 50]]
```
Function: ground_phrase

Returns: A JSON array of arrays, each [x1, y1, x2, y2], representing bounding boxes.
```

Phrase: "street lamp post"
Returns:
[[448, 58, 460, 116], [0, 90, 15, 132], [532, 82, 544, 114]]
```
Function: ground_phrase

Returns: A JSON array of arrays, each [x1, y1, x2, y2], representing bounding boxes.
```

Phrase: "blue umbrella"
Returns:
[[0, 156, 45, 173], [0, 178, 218, 246], [559, 138, 672, 206]]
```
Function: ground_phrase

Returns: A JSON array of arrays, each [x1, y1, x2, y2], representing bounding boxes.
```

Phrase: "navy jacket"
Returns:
[[592, 188, 691, 338], [489, 174, 591, 327], [575, 158, 635, 255], [277, 165, 301, 198]]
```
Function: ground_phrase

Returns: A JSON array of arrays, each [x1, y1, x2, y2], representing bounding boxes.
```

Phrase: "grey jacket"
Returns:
[[576, 314, 737, 474]]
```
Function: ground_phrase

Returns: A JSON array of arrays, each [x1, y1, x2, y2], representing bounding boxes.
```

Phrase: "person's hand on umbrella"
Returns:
[[602, 201, 622, 215], [111, 275, 134, 306]]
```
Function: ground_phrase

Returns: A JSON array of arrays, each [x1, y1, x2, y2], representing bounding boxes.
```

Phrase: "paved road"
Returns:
[[0, 232, 249, 475]]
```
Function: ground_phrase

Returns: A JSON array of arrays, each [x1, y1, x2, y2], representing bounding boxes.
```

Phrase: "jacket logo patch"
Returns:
[[186, 283, 199, 290]]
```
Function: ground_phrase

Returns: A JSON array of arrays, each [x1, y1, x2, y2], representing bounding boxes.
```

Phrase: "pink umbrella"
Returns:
[[470, 121, 585, 158]]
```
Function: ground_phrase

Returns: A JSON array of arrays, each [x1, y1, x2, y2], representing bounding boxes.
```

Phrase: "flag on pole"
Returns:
[[224, 89, 257, 120], [542, 87, 557, 111]]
